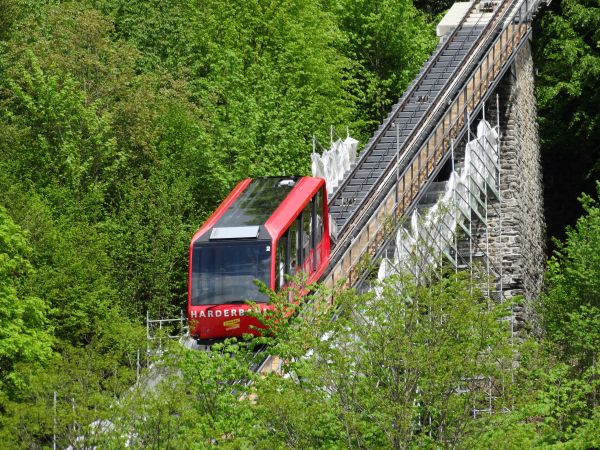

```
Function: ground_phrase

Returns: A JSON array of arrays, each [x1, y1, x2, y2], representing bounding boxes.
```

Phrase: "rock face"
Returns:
[[484, 41, 546, 335]]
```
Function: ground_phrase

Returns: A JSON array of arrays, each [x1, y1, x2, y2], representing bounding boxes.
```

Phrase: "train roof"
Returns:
[[191, 176, 325, 244]]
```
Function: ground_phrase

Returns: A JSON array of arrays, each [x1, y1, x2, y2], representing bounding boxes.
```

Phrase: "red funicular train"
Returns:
[[188, 176, 330, 343]]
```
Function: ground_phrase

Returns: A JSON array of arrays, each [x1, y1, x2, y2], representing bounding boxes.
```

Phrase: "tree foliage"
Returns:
[[0, 207, 53, 405], [534, 0, 600, 240], [0, 0, 597, 446], [243, 273, 514, 448], [461, 185, 600, 448], [325, 0, 436, 135], [543, 183, 600, 366]]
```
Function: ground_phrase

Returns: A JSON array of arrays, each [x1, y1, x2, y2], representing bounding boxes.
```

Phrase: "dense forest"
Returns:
[[0, 0, 598, 447]]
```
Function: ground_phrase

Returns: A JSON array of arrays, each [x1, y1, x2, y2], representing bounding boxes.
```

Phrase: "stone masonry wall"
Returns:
[[485, 40, 546, 334]]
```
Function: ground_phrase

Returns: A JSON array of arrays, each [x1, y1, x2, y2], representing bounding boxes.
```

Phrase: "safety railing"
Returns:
[[325, 0, 541, 288], [146, 310, 187, 356], [330, 0, 486, 214]]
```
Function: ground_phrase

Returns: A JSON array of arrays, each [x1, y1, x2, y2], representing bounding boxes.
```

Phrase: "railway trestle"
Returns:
[[322, 0, 547, 319]]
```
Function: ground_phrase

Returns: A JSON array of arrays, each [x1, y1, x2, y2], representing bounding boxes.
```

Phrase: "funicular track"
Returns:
[[327, 0, 496, 228], [258, 0, 547, 374], [321, 0, 545, 291]]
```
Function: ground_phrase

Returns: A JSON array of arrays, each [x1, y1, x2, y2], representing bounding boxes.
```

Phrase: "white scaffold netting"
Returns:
[[311, 135, 359, 195], [376, 119, 499, 288]]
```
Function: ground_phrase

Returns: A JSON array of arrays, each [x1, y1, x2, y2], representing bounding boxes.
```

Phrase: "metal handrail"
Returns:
[[339, 9, 498, 213], [329, 0, 485, 209], [326, 0, 541, 288], [331, 0, 513, 242]]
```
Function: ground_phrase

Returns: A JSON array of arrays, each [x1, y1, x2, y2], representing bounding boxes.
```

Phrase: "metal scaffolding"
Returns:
[[370, 98, 514, 417], [146, 310, 188, 357], [375, 101, 502, 293]]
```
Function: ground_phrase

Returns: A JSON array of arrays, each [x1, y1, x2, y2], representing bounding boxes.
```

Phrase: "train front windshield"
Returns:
[[191, 241, 271, 305]]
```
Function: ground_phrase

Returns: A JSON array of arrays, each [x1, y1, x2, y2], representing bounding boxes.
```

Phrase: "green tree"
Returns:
[[0, 318, 145, 448], [101, 0, 358, 178], [1, 52, 119, 213], [0, 2, 228, 321], [413, 0, 454, 17], [463, 185, 600, 448], [251, 271, 514, 448], [78, 339, 259, 448], [0, 0, 19, 40], [0, 206, 53, 405], [537, 184, 600, 441], [543, 183, 600, 367], [326, 0, 437, 136], [534, 0, 600, 239]]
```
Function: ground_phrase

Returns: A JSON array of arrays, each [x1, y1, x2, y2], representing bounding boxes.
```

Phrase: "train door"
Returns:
[[275, 218, 299, 291], [300, 201, 313, 273], [276, 231, 287, 291], [313, 187, 325, 272], [303, 187, 325, 275]]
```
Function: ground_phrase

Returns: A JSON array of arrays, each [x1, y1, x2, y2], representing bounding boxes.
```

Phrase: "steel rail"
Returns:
[[328, 1, 505, 227], [332, 20, 487, 217], [321, 0, 540, 290], [328, 5, 508, 250], [328, 0, 481, 209]]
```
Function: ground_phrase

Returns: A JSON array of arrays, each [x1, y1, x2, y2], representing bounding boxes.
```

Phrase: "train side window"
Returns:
[[315, 188, 324, 244], [311, 196, 318, 269], [295, 217, 302, 267], [288, 220, 298, 274], [302, 202, 312, 268], [276, 233, 287, 291]]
